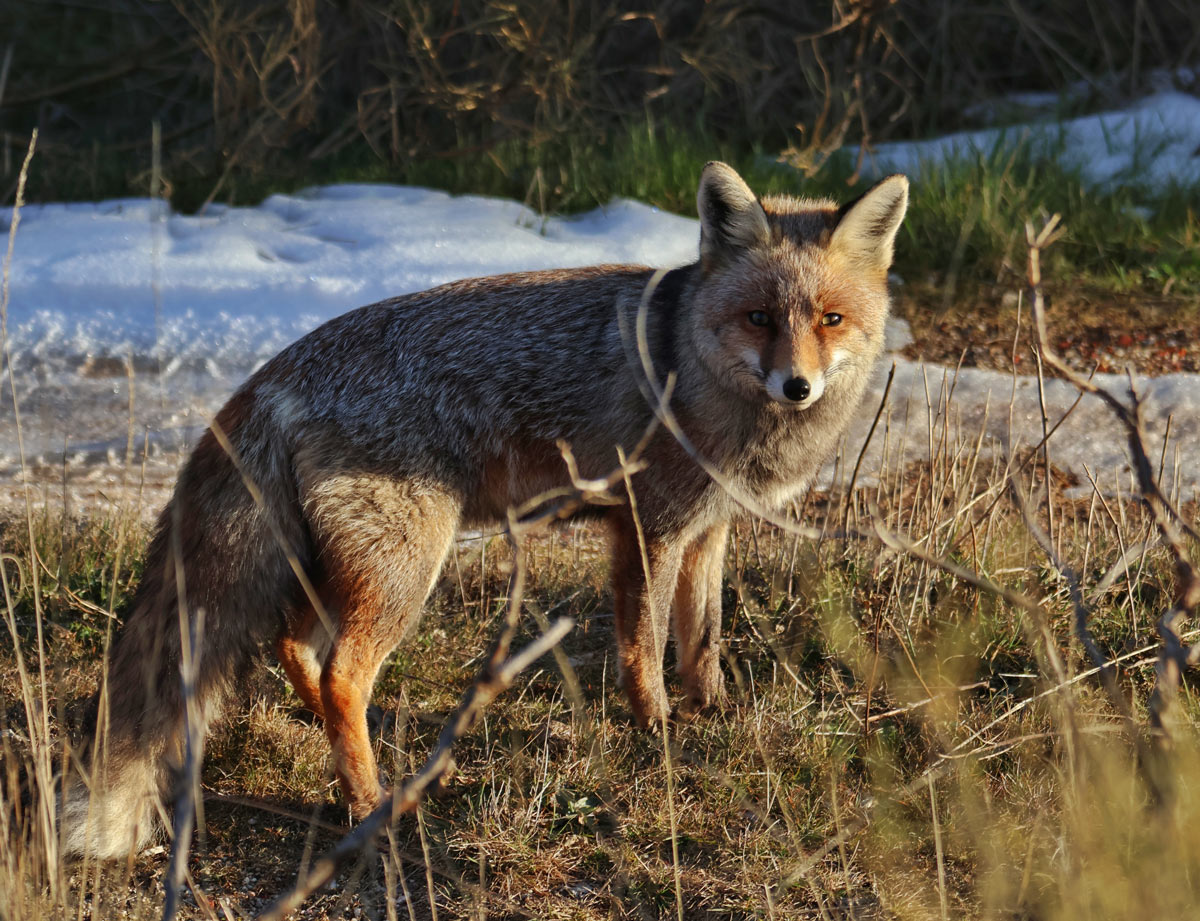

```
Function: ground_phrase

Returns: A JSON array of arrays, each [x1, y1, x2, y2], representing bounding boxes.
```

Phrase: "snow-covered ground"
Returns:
[[865, 90, 1200, 190], [1, 91, 1198, 514]]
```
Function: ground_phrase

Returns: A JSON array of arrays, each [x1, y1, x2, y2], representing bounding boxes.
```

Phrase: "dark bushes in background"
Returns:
[[2, 0, 1198, 207]]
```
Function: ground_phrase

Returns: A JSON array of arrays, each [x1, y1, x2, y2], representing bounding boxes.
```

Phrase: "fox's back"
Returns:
[[236, 266, 666, 506]]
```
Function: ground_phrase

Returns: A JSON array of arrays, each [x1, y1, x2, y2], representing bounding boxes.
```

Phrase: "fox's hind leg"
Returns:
[[672, 522, 729, 718], [276, 603, 333, 719], [302, 472, 461, 818]]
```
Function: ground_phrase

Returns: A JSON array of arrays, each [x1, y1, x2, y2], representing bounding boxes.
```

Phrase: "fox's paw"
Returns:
[[672, 697, 716, 724], [356, 759, 458, 822], [627, 695, 672, 733], [622, 668, 671, 732], [347, 783, 388, 822], [673, 689, 728, 724], [678, 668, 727, 721]]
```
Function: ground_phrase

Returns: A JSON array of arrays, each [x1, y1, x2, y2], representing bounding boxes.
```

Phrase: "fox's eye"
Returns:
[[821, 313, 843, 327], [748, 310, 770, 327]]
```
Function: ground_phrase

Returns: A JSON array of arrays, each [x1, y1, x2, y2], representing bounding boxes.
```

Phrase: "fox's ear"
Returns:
[[830, 174, 909, 270], [697, 161, 770, 268]]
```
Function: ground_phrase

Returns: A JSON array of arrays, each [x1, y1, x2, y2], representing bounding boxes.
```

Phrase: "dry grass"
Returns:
[[1, 352, 1198, 918]]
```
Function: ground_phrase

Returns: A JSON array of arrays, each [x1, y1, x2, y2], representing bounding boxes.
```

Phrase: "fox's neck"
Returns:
[[621, 262, 877, 502]]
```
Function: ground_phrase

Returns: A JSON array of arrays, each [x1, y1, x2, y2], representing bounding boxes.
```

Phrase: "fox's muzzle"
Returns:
[[765, 367, 825, 408], [782, 376, 810, 402]]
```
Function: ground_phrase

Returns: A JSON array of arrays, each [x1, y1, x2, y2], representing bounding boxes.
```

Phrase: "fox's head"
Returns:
[[688, 162, 908, 410]]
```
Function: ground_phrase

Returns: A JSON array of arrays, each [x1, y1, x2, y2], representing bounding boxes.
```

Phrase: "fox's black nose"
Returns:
[[782, 376, 810, 402]]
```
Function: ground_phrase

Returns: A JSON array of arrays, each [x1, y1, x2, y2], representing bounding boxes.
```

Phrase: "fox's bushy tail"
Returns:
[[60, 401, 307, 859]]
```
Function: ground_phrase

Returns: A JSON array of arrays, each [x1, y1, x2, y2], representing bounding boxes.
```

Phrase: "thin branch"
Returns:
[[623, 269, 857, 544], [1023, 216, 1200, 747], [256, 602, 573, 921], [842, 360, 896, 533], [1007, 473, 1140, 740]]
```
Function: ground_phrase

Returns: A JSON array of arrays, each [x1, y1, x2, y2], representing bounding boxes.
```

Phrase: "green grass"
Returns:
[[902, 140, 1200, 297], [20, 114, 1200, 310], [0, 509, 144, 655]]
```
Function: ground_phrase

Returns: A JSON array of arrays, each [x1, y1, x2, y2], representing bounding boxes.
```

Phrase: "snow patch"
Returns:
[[3, 93, 1199, 505], [864, 91, 1200, 190]]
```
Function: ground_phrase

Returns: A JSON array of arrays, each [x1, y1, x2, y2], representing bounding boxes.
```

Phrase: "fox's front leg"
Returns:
[[610, 515, 685, 728], [672, 522, 729, 717]]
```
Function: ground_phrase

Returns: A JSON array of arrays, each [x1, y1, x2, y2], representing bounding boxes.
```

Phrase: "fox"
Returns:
[[59, 162, 908, 859]]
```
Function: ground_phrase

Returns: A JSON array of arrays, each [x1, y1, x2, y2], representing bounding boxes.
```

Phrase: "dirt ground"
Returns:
[[896, 282, 1200, 376]]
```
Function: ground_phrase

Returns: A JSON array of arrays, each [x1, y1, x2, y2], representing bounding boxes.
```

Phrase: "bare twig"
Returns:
[[869, 513, 1070, 688], [255, 596, 573, 921], [842, 360, 896, 533], [1023, 216, 1200, 746], [616, 444, 685, 921], [162, 607, 206, 921], [1007, 474, 1139, 740]]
